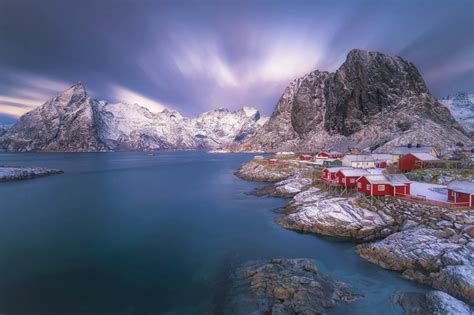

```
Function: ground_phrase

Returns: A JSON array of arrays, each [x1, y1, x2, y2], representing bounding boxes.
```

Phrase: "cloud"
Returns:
[[0, 72, 70, 117], [110, 85, 168, 112]]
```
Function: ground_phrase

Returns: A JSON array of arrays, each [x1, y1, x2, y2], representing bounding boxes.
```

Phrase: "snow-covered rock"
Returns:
[[0, 166, 63, 181], [0, 84, 267, 152], [394, 290, 473, 315], [440, 92, 474, 135], [277, 188, 396, 241]]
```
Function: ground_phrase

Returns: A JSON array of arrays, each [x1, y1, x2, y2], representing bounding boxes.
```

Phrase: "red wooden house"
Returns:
[[268, 159, 278, 165], [356, 174, 411, 196], [320, 167, 351, 185], [299, 154, 312, 161], [447, 181, 474, 207], [315, 150, 344, 160], [335, 169, 369, 187], [398, 153, 440, 172]]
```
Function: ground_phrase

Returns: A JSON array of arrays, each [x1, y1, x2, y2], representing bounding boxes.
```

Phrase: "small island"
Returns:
[[0, 166, 63, 182]]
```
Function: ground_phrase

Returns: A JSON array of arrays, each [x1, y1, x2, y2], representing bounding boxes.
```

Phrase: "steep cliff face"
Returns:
[[0, 83, 106, 152], [0, 84, 267, 152], [238, 49, 472, 154]]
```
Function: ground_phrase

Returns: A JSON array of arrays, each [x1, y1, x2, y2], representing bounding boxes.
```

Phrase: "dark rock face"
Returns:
[[324, 50, 428, 135], [222, 258, 361, 315], [238, 49, 472, 154]]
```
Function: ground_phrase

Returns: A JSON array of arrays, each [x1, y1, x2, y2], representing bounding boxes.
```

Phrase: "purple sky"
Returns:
[[0, 0, 473, 124]]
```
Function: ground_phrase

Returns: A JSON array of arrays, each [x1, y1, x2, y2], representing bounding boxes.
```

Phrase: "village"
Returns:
[[253, 145, 474, 209]]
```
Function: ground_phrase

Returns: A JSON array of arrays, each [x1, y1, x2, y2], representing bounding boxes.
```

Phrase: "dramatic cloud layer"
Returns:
[[0, 0, 472, 124]]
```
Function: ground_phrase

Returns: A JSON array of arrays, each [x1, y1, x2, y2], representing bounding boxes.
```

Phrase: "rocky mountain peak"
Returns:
[[55, 82, 88, 108], [237, 49, 472, 154]]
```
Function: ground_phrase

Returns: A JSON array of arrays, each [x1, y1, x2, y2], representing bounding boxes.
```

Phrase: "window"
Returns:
[[367, 184, 371, 191], [378, 185, 385, 191], [357, 182, 361, 188], [451, 191, 455, 197], [342, 178, 346, 183], [350, 178, 355, 183]]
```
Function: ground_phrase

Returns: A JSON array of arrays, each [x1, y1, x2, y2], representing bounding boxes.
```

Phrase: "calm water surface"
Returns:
[[0, 152, 426, 314]]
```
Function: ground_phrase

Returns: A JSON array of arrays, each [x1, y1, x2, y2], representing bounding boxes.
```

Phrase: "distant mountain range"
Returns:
[[0, 49, 472, 153], [0, 83, 267, 152], [235, 49, 472, 154], [439, 92, 474, 136]]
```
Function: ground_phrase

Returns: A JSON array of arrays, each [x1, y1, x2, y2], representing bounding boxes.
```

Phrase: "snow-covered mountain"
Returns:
[[0, 84, 267, 152], [439, 92, 474, 135], [236, 49, 473, 154]]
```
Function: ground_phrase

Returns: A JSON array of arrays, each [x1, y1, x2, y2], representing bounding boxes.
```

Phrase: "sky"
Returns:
[[0, 0, 473, 124]]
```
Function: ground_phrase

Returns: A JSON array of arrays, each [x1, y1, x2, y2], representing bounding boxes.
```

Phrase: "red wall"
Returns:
[[395, 184, 410, 195], [336, 171, 359, 187], [317, 153, 329, 158], [448, 189, 471, 203], [398, 154, 418, 171], [357, 176, 399, 196]]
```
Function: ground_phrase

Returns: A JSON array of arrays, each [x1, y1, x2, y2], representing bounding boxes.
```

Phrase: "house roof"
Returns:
[[339, 169, 370, 177], [360, 174, 390, 184], [325, 166, 352, 173], [410, 153, 440, 161], [358, 174, 410, 186], [393, 146, 435, 155], [343, 154, 376, 162], [319, 150, 343, 155], [371, 154, 395, 161], [386, 174, 411, 186], [448, 180, 474, 195]]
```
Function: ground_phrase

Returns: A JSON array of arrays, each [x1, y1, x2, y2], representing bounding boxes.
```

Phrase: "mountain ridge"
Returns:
[[0, 83, 267, 152]]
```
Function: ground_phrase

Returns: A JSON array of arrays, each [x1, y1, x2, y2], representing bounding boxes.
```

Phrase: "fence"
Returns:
[[394, 193, 470, 209]]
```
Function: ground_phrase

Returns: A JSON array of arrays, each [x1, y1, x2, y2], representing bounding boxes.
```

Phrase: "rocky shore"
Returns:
[[236, 159, 474, 311], [0, 166, 63, 182], [222, 258, 361, 315], [234, 159, 313, 182], [393, 290, 473, 314]]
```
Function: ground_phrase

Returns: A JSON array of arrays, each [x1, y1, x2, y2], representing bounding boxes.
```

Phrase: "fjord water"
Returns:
[[0, 152, 426, 314]]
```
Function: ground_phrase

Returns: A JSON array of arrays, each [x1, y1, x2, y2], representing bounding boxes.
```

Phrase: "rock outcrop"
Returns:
[[0, 84, 267, 152], [0, 166, 63, 181], [277, 187, 396, 241], [393, 290, 473, 315], [234, 159, 312, 183], [237, 49, 472, 154], [223, 258, 361, 315]]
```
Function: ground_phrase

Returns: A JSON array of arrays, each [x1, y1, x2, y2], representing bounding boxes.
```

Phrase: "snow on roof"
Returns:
[[361, 174, 390, 184], [319, 150, 343, 155], [410, 153, 439, 161], [393, 146, 434, 155], [367, 168, 384, 174], [339, 169, 370, 177], [358, 173, 410, 185], [386, 174, 411, 186], [371, 154, 395, 160], [343, 154, 375, 162], [448, 180, 474, 195], [325, 166, 352, 173]]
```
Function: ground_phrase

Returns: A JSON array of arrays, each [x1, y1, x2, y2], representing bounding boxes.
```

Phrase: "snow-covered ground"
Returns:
[[410, 181, 448, 202]]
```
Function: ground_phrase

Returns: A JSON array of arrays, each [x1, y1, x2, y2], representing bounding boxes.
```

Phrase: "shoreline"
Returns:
[[235, 157, 474, 310]]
